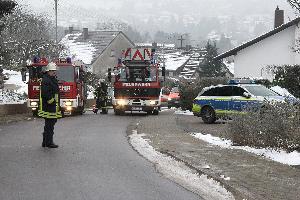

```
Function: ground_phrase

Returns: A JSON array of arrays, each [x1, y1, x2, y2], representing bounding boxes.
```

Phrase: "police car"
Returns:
[[192, 79, 294, 124]]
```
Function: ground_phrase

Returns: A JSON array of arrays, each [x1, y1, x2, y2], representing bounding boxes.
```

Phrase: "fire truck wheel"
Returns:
[[32, 110, 38, 117], [101, 108, 108, 114], [152, 110, 159, 115], [114, 109, 124, 115]]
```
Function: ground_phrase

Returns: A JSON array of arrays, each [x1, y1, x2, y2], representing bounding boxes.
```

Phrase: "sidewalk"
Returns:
[[132, 110, 300, 200]]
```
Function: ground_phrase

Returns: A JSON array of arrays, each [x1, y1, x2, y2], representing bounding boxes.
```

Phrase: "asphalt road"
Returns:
[[0, 111, 201, 200]]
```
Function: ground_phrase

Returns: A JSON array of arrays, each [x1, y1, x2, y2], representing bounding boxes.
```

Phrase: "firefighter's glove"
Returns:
[[47, 98, 55, 104]]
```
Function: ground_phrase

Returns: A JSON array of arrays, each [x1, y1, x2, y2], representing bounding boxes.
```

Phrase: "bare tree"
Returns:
[[0, 7, 65, 71], [287, 0, 300, 13]]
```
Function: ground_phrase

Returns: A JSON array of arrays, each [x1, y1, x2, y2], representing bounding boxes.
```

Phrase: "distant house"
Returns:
[[61, 27, 135, 75], [215, 7, 300, 80]]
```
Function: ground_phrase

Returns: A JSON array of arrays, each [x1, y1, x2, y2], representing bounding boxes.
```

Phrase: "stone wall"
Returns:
[[0, 99, 97, 116], [0, 103, 30, 116]]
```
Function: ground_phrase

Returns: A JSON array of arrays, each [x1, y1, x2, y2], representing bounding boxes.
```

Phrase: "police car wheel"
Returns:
[[201, 106, 216, 124]]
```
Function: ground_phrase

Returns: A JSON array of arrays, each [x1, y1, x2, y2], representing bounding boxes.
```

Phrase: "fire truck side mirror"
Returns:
[[107, 68, 112, 82], [21, 67, 27, 82]]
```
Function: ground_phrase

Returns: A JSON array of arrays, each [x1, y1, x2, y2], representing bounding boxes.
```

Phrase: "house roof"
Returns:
[[214, 17, 300, 60], [60, 30, 135, 64]]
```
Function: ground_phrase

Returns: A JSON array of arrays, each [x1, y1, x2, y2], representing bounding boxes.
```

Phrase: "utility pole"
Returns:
[[54, 0, 58, 44], [178, 35, 185, 49]]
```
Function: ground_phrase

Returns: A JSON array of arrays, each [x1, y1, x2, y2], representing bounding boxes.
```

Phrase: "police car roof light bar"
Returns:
[[228, 79, 256, 85]]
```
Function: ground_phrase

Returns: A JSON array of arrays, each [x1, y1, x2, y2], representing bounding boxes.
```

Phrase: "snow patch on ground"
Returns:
[[129, 131, 234, 200], [174, 109, 194, 115], [192, 133, 300, 166]]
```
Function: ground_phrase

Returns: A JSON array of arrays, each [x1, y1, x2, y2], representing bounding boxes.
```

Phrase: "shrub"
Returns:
[[228, 101, 300, 152], [178, 77, 228, 111], [267, 65, 300, 98]]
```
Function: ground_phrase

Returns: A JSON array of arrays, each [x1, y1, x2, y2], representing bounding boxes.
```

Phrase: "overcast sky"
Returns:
[[18, 0, 295, 12], [17, 0, 118, 9], [16, 0, 297, 36]]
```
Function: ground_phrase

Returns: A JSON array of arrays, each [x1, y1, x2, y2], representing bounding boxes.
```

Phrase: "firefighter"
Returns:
[[38, 62, 62, 148], [94, 79, 108, 114]]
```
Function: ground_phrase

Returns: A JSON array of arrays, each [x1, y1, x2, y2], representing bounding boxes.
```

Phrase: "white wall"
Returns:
[[234, 24, 300, 80]]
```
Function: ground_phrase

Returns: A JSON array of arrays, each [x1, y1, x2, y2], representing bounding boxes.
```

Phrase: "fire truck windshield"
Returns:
[[56, 66, 74, 82], [118, 66, 157, 82], [29, 66, 44, 81], [115, 88, 160, 98]]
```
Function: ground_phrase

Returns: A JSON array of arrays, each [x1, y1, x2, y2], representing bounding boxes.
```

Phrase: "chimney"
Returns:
[[69, 26, 73, 34], [274, 6, 284, 29], [83, 28, 89, 40]]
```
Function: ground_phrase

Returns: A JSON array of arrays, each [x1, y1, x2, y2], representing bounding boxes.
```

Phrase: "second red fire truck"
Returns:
[[110, 48, 165, 115]]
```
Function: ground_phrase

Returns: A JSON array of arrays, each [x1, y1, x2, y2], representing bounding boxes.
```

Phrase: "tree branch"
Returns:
[[287, 0, 300, 13]]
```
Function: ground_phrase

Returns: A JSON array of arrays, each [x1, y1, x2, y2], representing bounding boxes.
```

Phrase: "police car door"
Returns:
[[230, 86, 248, 111], [215, 86, 231, 113]]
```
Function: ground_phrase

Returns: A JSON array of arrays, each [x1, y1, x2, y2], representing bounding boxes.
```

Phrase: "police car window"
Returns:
[[202, 87, 219, 96], [244, 85, 279, 96], [218, 86, 232, 96], [232, 86, 246, 96]]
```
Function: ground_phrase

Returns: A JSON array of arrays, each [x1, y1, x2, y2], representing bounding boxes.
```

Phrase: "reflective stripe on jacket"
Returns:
[[38, 74, 62, 119]]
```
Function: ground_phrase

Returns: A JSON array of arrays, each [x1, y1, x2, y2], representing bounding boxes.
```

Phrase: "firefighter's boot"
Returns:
[[46, 134, 58, 148], [42, 133, 46, 147]]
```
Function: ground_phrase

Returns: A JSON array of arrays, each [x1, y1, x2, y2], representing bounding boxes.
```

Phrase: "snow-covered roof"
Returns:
[[162, 53, 190, 71], [60, 30, 133, 65], [60, 33, 97, 65]]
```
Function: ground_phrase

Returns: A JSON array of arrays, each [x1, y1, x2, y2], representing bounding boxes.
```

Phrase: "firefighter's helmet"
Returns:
[[45, 62, 57, 72], [98, 79, 105, 84]]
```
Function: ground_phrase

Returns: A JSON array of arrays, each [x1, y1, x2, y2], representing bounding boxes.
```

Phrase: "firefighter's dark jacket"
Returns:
[[38, 73, 62, 119]]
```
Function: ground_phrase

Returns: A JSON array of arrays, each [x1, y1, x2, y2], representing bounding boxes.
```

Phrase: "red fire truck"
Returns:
[[111, 48, 165, 115], [25, 57, 86, 116]]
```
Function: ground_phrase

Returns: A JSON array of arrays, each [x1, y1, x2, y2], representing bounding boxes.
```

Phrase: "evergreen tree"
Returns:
[[0, 0, 16, 17], [271, 65, 300, 98], [217, 34, 232, 53], [199, 41, 226, 77]]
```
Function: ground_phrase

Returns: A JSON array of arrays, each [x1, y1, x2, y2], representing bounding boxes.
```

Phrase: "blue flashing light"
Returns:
[[33, 56, 40, 63], [228, 79, 256, 85], [66, 57, 72, 63]]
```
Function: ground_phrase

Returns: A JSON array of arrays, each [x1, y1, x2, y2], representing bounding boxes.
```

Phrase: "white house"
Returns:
[[61, 28, 135, 76], [215, 7, 300, 80]]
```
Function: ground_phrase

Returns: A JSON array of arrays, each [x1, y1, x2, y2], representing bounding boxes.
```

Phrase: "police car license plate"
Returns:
[[132, 107, 142, 111]]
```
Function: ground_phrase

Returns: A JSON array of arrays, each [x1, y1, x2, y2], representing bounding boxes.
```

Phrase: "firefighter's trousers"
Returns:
[[43, 118, 57, 145]]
